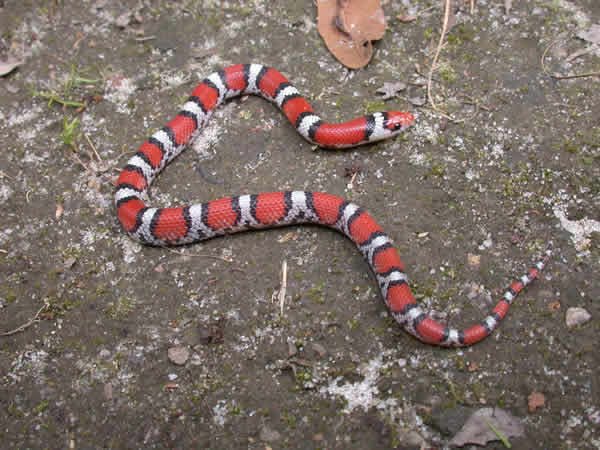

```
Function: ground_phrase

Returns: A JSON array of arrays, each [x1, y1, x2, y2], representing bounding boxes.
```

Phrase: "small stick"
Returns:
[[1, 302, 49, 336], [279, 259, 288, 317], [426, 0, 461, 122], [165, 247, 234, 264], [84, 132, 102, 162], [541, 35, 600, 79]]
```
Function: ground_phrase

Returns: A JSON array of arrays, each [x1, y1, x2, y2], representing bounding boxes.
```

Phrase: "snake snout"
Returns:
[[388, 111, 415, 131]]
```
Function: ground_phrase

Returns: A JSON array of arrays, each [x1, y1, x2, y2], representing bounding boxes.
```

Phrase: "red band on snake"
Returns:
[[115, 64, 551, 347]]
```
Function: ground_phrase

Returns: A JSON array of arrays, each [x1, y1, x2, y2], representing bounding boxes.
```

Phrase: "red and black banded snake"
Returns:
[[115, 64, 551, 347]]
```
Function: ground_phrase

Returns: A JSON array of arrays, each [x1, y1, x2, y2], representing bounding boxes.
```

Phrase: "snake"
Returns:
[[114, 63, 552, 347]]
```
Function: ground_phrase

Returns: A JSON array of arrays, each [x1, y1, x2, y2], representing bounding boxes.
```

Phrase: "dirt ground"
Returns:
[[1, 0, 598, 448]]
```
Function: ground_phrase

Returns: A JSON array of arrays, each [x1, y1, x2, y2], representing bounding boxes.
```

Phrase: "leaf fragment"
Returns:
[[375, 81, 407, 100], [317, 0, 387, 69], [450, 408, 525, 447], [0, 57, 23, 76]]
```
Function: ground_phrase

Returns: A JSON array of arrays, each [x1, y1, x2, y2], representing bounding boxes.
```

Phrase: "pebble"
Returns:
[[565, 307, 591, 328], [168, 346, 190, 365]]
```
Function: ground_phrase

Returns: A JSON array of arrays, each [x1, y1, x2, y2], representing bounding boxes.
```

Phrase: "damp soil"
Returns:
[[0, 1, 598, 449]]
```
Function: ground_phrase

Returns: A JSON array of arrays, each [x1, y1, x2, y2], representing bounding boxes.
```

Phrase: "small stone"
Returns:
[[259, 425, 281, 442], [565, 307, 591, 328], [168, 346, 189, 365]]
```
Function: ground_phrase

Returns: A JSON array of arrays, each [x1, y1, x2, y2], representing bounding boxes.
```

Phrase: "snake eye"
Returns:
[[388, 112, 415, 132]]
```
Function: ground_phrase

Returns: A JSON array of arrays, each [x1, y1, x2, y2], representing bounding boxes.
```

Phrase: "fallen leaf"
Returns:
[[396, 14, 417, 23], [317, 0, 387, 69], [577, 23, 600, 45], [528, 392, 546, 413], [548, 301, 561, 311], [376, 81, 407, 100], [565, 307, 591, 328], [450, 407, 525, 447], [63, 256, 77, 270], [0, 57, 23, 76], [168, 346, 190, 365]]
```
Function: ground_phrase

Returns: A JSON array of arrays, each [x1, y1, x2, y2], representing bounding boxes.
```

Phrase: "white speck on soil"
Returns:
[[320, 351, 397, 414], [105, 77, 137, 113], [213, 399, 229, 426], [119, 236, 142, 264], [553, 204, 600, 254]]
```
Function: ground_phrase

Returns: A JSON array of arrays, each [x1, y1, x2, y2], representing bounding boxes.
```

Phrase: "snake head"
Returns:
[[385, 111, 415, 132]]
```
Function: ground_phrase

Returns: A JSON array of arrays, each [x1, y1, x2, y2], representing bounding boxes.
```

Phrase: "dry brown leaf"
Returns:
[[0, 56, 23, 76], [450, 407, 525, 447], [317, 0, 387, 69], [528, 392, 546, 413], [548, 301, 561, 311], [375, 81, 407, 100], [577, 23, 600, 45], [397, 14, 417, 23]]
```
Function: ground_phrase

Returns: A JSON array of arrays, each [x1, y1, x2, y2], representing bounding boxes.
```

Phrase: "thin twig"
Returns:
[[548, 70, 600, 80], [426, 0, 460, 122], [348, 170, 358, 188], [278, 259, 288, 317], [1, 302, 49, 336], [0, 170, 15, 180], [541, 35, 600, 80], [84, 132, 102, 162], [165, 247, 236, 265]]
